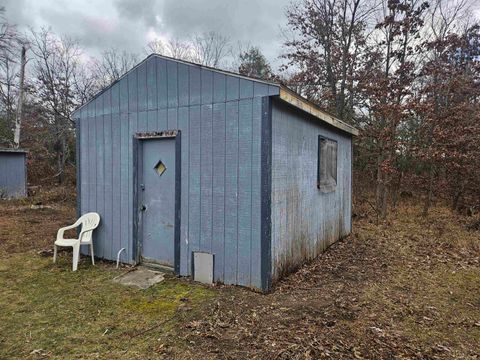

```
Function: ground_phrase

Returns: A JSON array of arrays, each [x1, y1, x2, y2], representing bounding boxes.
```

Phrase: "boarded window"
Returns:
[[317, 137, 337, 192]]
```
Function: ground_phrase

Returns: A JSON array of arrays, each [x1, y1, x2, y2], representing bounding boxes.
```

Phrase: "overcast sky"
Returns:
[[2, 0, 292, 68], [3, 0, 480, 71]]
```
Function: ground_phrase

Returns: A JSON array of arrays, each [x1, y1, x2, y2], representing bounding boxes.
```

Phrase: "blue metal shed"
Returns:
[[73, 54, 358, 291], [0, 148, 27, 199]]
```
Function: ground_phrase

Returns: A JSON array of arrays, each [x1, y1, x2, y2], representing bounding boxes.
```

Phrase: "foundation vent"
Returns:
[[193, 252, 214, 284]]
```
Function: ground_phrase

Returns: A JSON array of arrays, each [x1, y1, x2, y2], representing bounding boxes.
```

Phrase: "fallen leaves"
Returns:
[[159, 203, 480, 358]]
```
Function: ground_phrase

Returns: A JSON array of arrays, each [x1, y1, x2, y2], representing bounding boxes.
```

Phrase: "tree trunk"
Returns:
[[392, 170, 403, 210], [380, 184, 388, 219], [422, 166, 435, 217], [13, 46, 26, 148], [56, 133, 67, 184], [375, 151, 388, 219], [452, 185, 460, 211], [451, 180, 464, 213]]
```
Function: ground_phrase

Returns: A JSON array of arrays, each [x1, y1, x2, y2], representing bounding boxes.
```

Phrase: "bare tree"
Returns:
[[282, 0, 377, 122], [428, 0, 472, 41], [0, 46, 18, 145], [29, 28, 85, 183], [361, 0, 430, 218], [191, 31, 230, 67], [73, 62, 97, 106], [167, 38, 192, 60], [416, 0, 473, 215], [146, 38, 193, 61], [0, 7, 17, 60], [90, 48, 138, 91], [13, 45, 26, 148], [145, 31, 231, 67], [0, 7, 19, 146], [146, 39, 166, 55]]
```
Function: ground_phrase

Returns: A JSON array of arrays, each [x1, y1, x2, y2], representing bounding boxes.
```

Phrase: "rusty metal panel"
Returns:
[[270, 98, 352, 282]]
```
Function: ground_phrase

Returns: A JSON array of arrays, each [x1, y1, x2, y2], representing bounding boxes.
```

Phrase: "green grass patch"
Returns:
[[0, 252, 214, 358]]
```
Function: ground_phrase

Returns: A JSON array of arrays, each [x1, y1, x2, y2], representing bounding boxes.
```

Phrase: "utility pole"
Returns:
[[13, 45, 26, 149]]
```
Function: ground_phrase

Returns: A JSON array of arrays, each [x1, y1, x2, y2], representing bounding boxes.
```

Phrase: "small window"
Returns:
[[317, 137, 337, 192]]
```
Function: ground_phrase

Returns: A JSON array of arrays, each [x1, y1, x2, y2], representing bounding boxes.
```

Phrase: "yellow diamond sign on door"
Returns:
[[154, 160, 166, 176]]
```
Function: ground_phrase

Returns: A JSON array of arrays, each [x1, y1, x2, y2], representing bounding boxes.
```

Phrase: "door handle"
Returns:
[[141, 205, 146, 211]]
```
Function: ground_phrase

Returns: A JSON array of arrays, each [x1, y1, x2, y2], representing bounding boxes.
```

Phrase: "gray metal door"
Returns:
[[140, 138, 176, 266]]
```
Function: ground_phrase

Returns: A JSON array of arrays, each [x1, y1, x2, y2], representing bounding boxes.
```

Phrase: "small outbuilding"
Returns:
[[73, 54, 358, 292], [0, 148, 27, 199]]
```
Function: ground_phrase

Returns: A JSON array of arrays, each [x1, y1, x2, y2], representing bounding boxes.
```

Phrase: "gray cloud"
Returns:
[[114, 0, 160, 27], [38, 6, 144, 57], [2, 0, 29, 26], [4, 0, 480, 71], [2, 0, 292, 67], [159, 0, 290, 62]]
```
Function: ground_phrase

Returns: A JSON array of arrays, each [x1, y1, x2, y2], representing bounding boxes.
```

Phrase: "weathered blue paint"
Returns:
[[251, 97, 263, 288], [270, 98, 352, 282], [75, 117, 81, 219], [140, 137, 176, 266], [174, 131, 182, 274], [260, 96, 272, 291], [0, 149, 27, 199], [74, 54, 353, 291], [75, 54, 276, 290]]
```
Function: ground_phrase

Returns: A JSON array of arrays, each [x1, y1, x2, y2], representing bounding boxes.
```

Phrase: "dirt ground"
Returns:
[[157, 202, 480, 359], [0, 191, 479, 359]]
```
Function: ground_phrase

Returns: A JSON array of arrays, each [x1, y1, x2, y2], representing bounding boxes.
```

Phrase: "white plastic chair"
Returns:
[[53, 212, 100, 271]]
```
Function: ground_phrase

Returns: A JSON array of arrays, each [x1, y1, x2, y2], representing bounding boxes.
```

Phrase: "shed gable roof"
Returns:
[[75, 53, 358, 136]]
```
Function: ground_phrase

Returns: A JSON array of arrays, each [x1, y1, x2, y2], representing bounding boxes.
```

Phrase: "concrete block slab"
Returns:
[[113, 266, 165, 289]]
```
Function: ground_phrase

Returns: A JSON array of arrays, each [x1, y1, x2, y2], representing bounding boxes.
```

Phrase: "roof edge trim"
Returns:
[[0, 148, 29, 153], [278, 87, 359, 136]]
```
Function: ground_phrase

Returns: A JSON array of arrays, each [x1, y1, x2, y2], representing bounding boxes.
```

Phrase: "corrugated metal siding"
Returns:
[[0, 152, 26, 198], [76, 55, 278, 289], [270, 99, 352, 282]]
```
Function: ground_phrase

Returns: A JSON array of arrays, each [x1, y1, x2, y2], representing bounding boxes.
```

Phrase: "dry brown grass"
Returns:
[[157, 202, 480, 359], [1, 190, 479, 359]]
